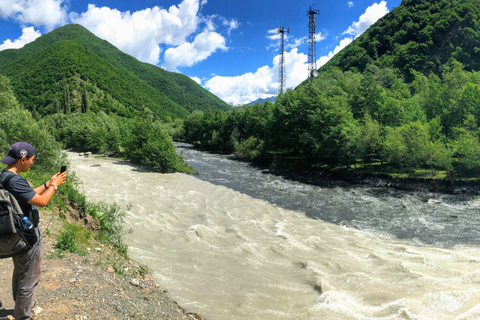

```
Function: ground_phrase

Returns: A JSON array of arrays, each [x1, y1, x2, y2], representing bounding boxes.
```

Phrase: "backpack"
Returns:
[[0, 174, 33, 258]]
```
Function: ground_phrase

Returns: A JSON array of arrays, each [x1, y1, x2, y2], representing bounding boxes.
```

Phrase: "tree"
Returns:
[[81, 87, 89, 113], [350, 70, 385, 120], [126, 119, 178, 172], [64, 84, 71, 114], [30, 105, 37, 120], [53, 99, 59, 114]]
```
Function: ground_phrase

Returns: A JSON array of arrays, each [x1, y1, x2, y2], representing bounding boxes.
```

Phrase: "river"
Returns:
[[68, 144, 480, 320]]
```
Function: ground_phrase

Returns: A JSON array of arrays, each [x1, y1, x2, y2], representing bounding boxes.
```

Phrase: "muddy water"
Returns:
[[68, 148, 480, 320]]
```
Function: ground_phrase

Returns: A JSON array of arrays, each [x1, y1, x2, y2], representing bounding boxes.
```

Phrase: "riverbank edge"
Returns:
[[178, 143, 479, 195], [60, 190, 204, 319]]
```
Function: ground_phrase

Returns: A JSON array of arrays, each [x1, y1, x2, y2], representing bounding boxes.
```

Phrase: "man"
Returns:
[[0, 141, 66, 320]]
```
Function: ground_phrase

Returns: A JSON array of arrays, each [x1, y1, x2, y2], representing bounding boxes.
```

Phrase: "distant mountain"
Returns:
[[0, 24, 230, 119], [319, 0, 480, 81], [247, 96, 276, 105]]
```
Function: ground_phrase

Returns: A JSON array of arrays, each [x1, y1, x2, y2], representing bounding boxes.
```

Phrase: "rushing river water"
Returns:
[[68, 144, 480, 320]]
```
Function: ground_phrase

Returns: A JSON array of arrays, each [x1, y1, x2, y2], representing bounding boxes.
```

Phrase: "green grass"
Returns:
[[55, 222, 91, 256]]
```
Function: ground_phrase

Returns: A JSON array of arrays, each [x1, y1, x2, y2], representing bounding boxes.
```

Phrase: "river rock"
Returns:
[[33, 305, 43, 315], [130, 278, 140, 286]]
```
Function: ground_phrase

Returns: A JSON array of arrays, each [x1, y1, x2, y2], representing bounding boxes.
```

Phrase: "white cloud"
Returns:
[[208, 32, 356, 105], [0, 0, 67, 29], [222, 18, 239, 35], [317, 37, 353, 68], [288, 32, 325, 49], [347, 2, 355, 8], [287, 37, 305, 49], [343, 1, 388, 37], [205, 48, 307, 105], [0, 26, 41, 51], [163, 28, 226, 71], [71, 0, 201, 65], [191, 76, 201, 85], [267, 28, 281, 41]]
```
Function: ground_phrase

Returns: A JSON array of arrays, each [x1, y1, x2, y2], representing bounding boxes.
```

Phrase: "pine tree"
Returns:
[[53, 99, 59, 113], [81, 88, 89, 113], [64, 84, 71, 114]]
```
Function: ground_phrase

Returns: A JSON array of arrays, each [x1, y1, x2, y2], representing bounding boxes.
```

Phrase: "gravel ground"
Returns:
[[0, 207, 203, 320]]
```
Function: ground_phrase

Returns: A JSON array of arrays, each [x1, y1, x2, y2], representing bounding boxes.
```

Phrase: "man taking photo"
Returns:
[[0, 141, 66, 320]]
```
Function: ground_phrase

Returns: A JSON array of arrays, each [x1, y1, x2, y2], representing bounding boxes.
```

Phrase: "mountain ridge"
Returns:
[[0, 24, 230, 119]]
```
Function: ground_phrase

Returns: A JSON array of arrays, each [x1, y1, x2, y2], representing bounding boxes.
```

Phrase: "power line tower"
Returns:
[[307, 5, 320, 80], [278, 25, 289, 95]]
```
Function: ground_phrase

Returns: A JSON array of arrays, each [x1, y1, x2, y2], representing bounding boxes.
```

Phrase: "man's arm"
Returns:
[[28, 172, 66, 207], [28, 186, 56, 207]]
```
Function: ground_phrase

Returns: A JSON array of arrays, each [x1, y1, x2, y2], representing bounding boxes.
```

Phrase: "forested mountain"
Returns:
[[247, 96, 276, 105], [320, 0, 480, 81], [180, 0, 480, 179], [0, 24, 229, 119]]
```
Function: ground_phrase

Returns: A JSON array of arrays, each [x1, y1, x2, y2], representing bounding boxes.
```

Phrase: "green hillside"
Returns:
[[320, 0, 480, 81], [0, 24, 230, 119]]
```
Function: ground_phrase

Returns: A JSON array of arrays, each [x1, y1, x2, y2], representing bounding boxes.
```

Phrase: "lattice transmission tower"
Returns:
[[278, 25, 289, 95], [307, 5, 320, 80]]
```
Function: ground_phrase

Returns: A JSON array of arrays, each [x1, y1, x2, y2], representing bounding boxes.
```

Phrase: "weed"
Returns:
[[138, 265, 148, 277], [55, 222, 90, 256]]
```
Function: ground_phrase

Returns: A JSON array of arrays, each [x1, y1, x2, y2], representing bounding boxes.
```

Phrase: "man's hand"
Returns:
[[49, 171, 67, 187]]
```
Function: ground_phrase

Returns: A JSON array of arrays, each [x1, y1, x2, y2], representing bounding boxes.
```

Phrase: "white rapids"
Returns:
[[68, 151, 480, 320]]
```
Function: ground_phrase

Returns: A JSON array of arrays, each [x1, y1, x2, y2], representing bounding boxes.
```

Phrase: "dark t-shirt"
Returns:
[[0, 170, 39, 226]]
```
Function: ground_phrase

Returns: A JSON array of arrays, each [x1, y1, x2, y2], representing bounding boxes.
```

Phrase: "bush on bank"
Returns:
[[39, 112, 192, 173]]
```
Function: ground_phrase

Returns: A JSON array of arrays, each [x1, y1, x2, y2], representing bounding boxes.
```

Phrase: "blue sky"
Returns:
[[0, 0, 402, 105]]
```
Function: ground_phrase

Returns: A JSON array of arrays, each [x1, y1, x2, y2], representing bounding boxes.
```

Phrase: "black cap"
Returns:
[[1, 142, 36, 165]]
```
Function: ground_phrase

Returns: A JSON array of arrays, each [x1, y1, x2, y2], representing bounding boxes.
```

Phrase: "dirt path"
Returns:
[[0, 208, 203, 320]]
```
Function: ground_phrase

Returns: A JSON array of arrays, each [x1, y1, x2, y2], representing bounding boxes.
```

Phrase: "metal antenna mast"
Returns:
[[307, 5, 320, 80], [278, 25, 289, 94]]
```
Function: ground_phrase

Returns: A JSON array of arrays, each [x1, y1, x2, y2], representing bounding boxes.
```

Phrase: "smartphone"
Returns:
[[60, 165, 67, 173]]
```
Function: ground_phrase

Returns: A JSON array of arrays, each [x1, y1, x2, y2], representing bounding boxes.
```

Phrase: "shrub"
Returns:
[[55, 222, 91, 255]]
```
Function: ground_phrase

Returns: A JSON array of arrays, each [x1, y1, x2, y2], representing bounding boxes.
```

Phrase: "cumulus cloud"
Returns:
[[347, 2, 355, 8], [190, 76, 201, 84], [0, 26, 41, 51], [163, 28, 226, 71], [317, 37, 353, 68], [343, 1, 388, 37], [205, 48, 307, 105], [71, 0, 201, 65], [0, 0, 67, 29]]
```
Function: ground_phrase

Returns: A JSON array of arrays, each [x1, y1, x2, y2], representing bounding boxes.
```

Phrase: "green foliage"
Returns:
[[126, 119, 179, 172], [0, 24, 230, 120], [319, 0, 480, 82], [55, 222, 91, 256], [40, 110, 190, 173], [181, 66, 480, 178], [87, 202, 131, 257], [0, 75, 65, 174]]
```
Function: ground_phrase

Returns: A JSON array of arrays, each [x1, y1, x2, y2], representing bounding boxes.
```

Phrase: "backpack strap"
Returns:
[[0, 172, 24, 218]]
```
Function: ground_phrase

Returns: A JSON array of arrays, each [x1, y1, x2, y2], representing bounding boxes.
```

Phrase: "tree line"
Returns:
[[182, 61, 480, 179], [0, 74, 190, 174]]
